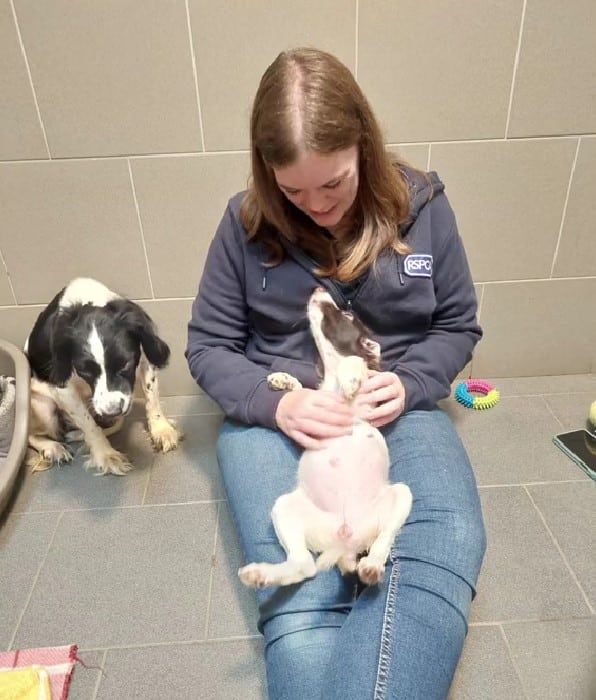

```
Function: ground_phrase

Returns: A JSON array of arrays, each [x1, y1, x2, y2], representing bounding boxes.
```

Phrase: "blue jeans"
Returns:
[[217, 408, 486, 700]]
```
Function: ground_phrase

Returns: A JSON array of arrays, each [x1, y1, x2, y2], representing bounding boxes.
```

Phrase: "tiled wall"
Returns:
[[1, 0, 595, 395]]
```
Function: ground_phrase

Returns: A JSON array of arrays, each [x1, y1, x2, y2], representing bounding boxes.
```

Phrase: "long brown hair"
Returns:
[[240, 47, 413, 282]]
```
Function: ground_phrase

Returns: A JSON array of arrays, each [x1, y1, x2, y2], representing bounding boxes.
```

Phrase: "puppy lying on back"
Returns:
[[25, 277, 181, 475], [239, 287, 412, 588]]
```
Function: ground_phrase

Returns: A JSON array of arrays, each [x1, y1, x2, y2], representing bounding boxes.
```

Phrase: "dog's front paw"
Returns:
[[357, 556, 385, 586], [85, 446, 133, 476], [267, 372, 303, 392], [238, 563, 277, 588], [148, 415, 182, 453], [337, 356, 367, 400]]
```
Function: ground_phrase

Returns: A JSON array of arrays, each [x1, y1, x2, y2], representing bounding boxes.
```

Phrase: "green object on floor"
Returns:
[[588, 400, 596, 434]]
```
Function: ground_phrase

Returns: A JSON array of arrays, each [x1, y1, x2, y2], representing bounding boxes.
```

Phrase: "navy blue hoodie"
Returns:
[[186, 168, 482, 429]]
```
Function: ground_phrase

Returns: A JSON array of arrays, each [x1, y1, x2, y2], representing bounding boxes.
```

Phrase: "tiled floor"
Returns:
[[1, 376, 595, 699]]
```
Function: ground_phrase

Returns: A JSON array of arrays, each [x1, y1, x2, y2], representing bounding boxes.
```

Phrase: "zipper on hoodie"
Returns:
[[397, 256, 405, 286]]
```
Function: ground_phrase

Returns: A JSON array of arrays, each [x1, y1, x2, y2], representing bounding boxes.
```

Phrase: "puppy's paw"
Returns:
[[85, 447, 133, 476], [267, 372, 303, 392], [238, 563, 278, 589], [337, 356, 367, 400], [357, 556, 385, 586], [148, 415, 182, 453]]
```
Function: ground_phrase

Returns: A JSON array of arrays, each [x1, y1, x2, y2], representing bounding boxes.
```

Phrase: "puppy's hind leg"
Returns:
[[27, 385, 71, 471], [357, 483, 413, 586], [139, 355, 181, 453], [238, 490, 317, 588]]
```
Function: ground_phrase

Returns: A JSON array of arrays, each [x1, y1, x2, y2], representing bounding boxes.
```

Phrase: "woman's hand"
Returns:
[[275, 388, 356, 450], [356, 371, 406, 428]]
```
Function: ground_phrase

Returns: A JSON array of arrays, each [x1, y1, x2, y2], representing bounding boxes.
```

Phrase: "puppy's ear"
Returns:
[[110, 300, 170, 368], [49, 311, 76, 386], [360, 337, 381, 370]]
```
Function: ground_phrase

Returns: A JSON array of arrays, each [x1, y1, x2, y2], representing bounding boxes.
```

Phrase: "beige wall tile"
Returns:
[[553, 137, 596, 278], [430, 139, 577, 282], [131, 153, 250, 298], [0, 160, 152, 304], [13, 0, 201, 157], [508, 0, 596, 137], [138, 299, 199, 397], [189, 0, 356, 150], [387, 144, 429, 172], [473, 279, 596, 377], [0, 304, 44, 350], [0, 261, 15, 306], [358, 0, 522, 143], [0, 0, 47, 160]]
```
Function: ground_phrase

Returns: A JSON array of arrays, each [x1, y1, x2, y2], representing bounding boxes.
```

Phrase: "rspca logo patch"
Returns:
[[404, 254, 433, 278]]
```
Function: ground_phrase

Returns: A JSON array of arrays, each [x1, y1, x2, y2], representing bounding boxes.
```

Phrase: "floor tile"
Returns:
[[96, 640, 266, 700], [449, 625, 525, 699], [445, 396, 587, 485], [207, 502, 259, 639], [145, 413, 225, 505], [502, 618, 596, 700], [527, 482, 596, 609], [68, 649, 105, 699], [12, 504, 217, 649], [544, 392, 595, 432], [478, 374, 596, 397], [471, 487, 590, 622], [0, 511, 60, 648], [9, 418, 153, 514], [159, 394, 222, 417]]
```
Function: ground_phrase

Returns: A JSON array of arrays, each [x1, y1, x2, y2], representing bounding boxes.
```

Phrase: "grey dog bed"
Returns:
[[0, 339, 30, 514]]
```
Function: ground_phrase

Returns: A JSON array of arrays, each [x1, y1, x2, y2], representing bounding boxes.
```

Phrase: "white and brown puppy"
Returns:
[[239, 287, 412, 589], [25, 277, 181, 475]]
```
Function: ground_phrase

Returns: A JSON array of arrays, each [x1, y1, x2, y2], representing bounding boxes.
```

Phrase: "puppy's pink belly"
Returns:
[[298, 429, 389, 517]]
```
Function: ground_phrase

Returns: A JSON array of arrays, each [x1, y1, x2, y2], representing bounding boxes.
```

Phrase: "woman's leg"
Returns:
[[321, 408, 487, 700], [217, 420, 356, 700]]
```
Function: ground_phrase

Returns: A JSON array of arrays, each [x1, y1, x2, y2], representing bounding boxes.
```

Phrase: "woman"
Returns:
[[186, 47, 486, 700]]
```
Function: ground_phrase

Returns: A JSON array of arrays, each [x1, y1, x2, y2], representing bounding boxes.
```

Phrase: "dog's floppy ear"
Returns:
[[110, 299, 170, 368], [49, 310, 77, 386]]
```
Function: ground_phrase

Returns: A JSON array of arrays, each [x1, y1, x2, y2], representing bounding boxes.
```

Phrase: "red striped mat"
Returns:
[[0, 645, 77, 699]]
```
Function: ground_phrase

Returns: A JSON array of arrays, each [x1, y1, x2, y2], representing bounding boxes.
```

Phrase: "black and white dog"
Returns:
[[25, 278, 181, 475], [239, 288, 412, 588]]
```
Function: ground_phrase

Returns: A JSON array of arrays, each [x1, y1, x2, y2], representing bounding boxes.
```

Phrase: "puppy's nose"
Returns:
[[103, 398, 125, 417]]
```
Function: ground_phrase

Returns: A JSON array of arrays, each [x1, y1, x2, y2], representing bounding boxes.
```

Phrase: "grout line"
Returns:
[[10, 499, 227, 517], [426, 143, 432, 171], [2, 135, 594, 166], [478, 479, 589, 489], [90, 649, 108, 700], [354, 0, 359, 79], [475, 274, 596, 285], [127, 158, 155, 298], [498, 624, 531, 700], [470, 612, 595, 626], [184, 0, 206, 152], [550, 137, 581, 278], [0, 246, 18, 304], [504, 0, 527, 138], [8, 511, 65, 650], [203, 501, 221, 639], [523, 486, 595, 614], [540, 395, 566, 430], [385, 134, 591, 148], [140, 459, 153, 506], [9, 0, 51, 159], [82, 634, 262, 653]]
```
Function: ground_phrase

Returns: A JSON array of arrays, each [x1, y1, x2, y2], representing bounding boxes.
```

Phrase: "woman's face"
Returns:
[[272, 146, 359, 230]]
